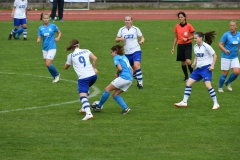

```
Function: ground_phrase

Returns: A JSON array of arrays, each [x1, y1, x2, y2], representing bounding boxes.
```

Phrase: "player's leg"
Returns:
[[50, 0, 58, 21], [177, 45, 188, 81], [132, 51, 143, 89], [58, 0, 64, 21], [218, 58, 230, 92], [8, 18, 19, 40], [15, 27, 23, 39], [224, 58, 240, 91], [43, 50, 60, 82], [22, 19, 28, 40], [185, 43, 193, 75]]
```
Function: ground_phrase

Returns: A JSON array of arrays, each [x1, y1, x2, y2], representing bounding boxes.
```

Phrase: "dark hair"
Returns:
[[66, 39, 79, 51], [195, 31, 216, 45], [111, 44, 124, 56], [177, 12, 186, 18]]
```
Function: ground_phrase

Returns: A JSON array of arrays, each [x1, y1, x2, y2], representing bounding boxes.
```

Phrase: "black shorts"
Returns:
[[176, 42, 192, 61]]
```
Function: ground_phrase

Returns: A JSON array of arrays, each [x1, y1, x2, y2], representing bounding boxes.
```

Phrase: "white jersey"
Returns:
[[66, 48, 96, 79], [13, 0, 28, 19], [117, 25, 142, 55], [194, 42, 215, 68]]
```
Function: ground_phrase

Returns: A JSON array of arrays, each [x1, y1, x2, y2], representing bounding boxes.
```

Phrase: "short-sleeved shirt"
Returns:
[[66, 48, 96, 79], [193, 42, 215, 68], [13, 0, 28, 19], [113, 55, 133, 81], [38, 23, 59, 50], [220, 31, 240, 59], [117, 26, 142, 55], [174, 22, 195, 44]]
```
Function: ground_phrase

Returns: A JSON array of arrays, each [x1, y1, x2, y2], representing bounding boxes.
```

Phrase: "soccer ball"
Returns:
[[91, 101, 103, 112]]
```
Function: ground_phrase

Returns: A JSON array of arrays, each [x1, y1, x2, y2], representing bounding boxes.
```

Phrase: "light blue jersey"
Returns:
[[220, 31, 240, 59], [114, 55, 133, 81], [37, 23, 59, 50]]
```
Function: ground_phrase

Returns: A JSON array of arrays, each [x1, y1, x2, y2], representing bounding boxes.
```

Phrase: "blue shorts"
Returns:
[[190, 64, 212, 82], [14, 18, 27, 26], [125, 51, 142, 66], [78, 75, 97, 93]]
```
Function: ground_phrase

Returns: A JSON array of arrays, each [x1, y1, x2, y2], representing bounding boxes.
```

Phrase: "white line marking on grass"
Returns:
[[0, 72, 100, 114]]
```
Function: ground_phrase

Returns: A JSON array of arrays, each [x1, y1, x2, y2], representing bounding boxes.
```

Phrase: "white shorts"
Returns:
[[42, 49, 56, 60], [221, 58, 240, 70], [111, 77, 132, 92]]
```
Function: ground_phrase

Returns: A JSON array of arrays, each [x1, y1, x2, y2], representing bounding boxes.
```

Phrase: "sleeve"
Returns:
[[220, 32, 227, 43], [173, 24, 177, 33], [13, 0, 17, 7], [66, 54, 72, 65], [136, 27, 143, 37], [189, 24, 195, 33], [207, 44, 215, 56], [37, 27, 41, 36], [117, 28, 122, 37], [54, 24, 59, 32], [113, 56, 120, 66]]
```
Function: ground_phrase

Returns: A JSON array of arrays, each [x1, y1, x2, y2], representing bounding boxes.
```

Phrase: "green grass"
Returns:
[[0, 20, 240, 160]]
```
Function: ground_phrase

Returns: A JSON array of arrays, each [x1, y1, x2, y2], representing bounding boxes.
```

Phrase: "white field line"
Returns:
[[0, 72, 100, 114]]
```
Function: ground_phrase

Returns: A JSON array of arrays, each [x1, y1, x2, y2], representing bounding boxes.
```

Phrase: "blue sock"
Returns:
[[114, 95, 128, 109], [218, 74, 226, 88], [98, 90, 110, 107], [47, 64, 59, 78], [15, 28, 23, 38], [226, 73, 238, 85]]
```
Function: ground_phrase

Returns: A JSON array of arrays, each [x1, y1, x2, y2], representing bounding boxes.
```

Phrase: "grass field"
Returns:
[[0, 19, 240, 160]]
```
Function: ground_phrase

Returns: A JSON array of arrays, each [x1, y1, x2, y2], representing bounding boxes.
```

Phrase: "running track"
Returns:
[[0, 9, 240, 20]]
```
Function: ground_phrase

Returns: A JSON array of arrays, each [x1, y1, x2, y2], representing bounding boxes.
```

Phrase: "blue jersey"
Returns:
[[37, 23, 59, 50], [220, 31, 240, 59], [113, 55, 133, 81]]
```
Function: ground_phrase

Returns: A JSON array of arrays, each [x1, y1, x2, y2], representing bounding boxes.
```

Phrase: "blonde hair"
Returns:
[[42, 13, 50, 19], [125, 15, 133, 21]]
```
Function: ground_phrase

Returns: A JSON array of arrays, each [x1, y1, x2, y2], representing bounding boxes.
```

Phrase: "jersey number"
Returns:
[[78, 56, 86, 67]]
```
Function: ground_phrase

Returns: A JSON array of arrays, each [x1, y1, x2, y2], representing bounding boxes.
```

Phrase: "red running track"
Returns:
[[0, 10, 240, 20]]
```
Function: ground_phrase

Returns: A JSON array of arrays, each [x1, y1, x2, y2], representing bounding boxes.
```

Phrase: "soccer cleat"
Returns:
[[225, 83, 232, 91], [121, 107, 130, 115], [218, 88, 224, 92], [174, 101, 187, 108], [13, 33, 16, 39], [82, 114, 93, 120], [52, 73, 60, 83], [79, 108, 86, 114], [137, 83, 143, 89], [8, 34, 12, 40], [60, 19, 63, 22], [23, 38, 27, 41], [91, 103, 101, 112], [212, 103, 220, 110]]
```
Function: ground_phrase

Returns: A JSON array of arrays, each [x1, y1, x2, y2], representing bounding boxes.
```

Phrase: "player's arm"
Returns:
[[238, 44, 240, 53], [64, 54, 71, 70], [171, 33, 178, 54], [139, 35, 145, 44], [115, 64, 122, 77], [191, 56, 197, 68], [55, 30, 62, 42], [209, 53, 217, 71], [90, 53, 98, 74], [115, 36, 125, 43], [37, 36, 41, 43], [219, 41, 229, 54], [11, 6, 16, 17]]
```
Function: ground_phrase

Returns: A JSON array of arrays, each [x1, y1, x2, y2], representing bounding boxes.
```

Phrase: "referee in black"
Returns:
[[51, 0, 64, 21]]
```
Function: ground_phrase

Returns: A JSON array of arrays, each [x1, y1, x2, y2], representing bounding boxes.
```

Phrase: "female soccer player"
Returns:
[[91, 44, 133, 115], [37, 13, 61, 83], [64, 39, 98, 121], [218, 20, 240, 92], [174, 31, 220, 110], [115, 15, 144, 89], [8, 0, 28, 40], [171, 12, 195, 82]]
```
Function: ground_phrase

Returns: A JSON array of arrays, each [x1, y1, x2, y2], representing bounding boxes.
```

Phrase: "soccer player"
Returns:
[[116, 15, 145, 89], [8, 0, 28, 40], [174, 31, 220, 110], [64, 39, 98, 121], [218, 20, 240, 92], [91, 44, 133, 115], [37, 13, 61, 83], [171, 11, 195, 82]]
